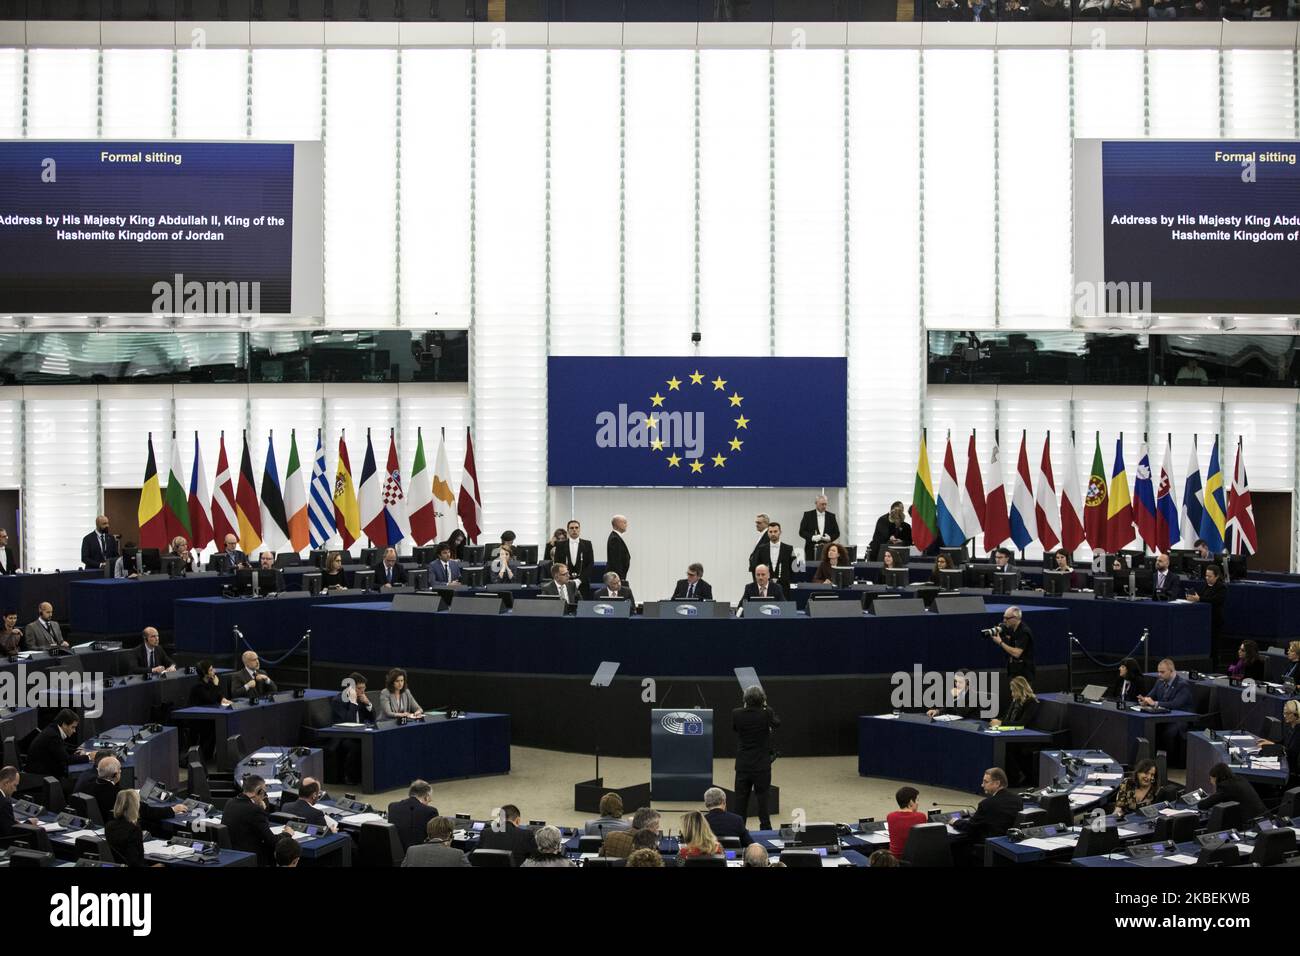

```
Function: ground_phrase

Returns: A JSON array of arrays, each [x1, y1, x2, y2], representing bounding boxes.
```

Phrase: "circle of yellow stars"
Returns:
[[645, 369, 748, 479]]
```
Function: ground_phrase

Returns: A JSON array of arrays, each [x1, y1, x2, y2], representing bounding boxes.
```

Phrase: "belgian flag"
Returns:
[[137, 434, 168, 549], [235, 432, 263, 554]]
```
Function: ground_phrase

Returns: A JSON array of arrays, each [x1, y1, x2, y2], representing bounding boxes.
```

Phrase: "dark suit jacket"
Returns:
[[671, 578, 714, 601], [105, 817, 146, 867], [228, 668, 278, 700], [216, 549, 248, 573], [741, 582, 786, 605], [1148, 568, 1181, 601], [556, 538, 594, 583], [222, 793, 279, 865], [958, 787, 1021, 841], [1110, 673, 1148, 703], [330, 693, 375, 725], [540, 579, 580, 606], [0, 544, 16, 574], [704, 808, 753, 846], [1198, 579, 1227, 635], [280, 798, 327, 826], [593, 586, 635, 605], [387, 797, 440, 851], [374, 561, 408, 588], [999, 697, 1039, 727], [476, 821, 536, 866], [26, 723, 77, 779], [797, 509, 841, 559], [869, 514, 912, 560], [1199, 777, 1267, 822], [606, 532, 631, 580], [732, 704, 780, 774], [0, 793, 15, 838], [132, 642, 174, 674], [81, 530, 119, 569], [427, 559, 462, 584], [749, 540, 796, 590], [1283, 723, 1300, 779], [1149, 675, 1193, 712], [86, 778, 172, 827]]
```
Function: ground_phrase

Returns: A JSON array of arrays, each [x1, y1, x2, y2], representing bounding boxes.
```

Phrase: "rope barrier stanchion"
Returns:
[[1068, 628, 1150, 674]]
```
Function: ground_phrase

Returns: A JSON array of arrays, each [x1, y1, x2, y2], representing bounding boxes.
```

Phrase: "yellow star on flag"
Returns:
[[729, 437, 743, 452], [667, 453, 682, 467], [689, 460, 704, 474], [734, 414, 750, 429], [647, 415, 658, 429], [650, 393, 665, 407], [728, 392, 743, 407], [666, 376, 682, 391], [651, 437, 665, 451], [711, 376, 727, 391], [712, 453, 726, 468], [689, 370, 705, 385]]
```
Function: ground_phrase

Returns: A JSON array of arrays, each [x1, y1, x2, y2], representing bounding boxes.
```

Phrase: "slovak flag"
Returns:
[[1154, 439, 1181, 552], [1009, 432, 1036, 552], [1033, 433, 1060, 553]]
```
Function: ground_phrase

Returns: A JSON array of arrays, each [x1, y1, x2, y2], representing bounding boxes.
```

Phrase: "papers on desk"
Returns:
[[767, 839, 784, 848], [37, 822, 63, 831], [1072, 785, 1112, 796], [1117, 828, 1138, 838], [64, 829, 102, 842], [820, 856, 852, 867], [873, 714, 900, 720], [932, 714, 962, 722], [1019, 835, 1077, 851], [1166, 854, 1199, 866], [144, 841, 193, 860], [1225, 735, 1257, 744], [249, 751, 281, 760], [1252, 757, 1281, 770], [1082, 757, 1112, 765], [340, 812, 385, 826], [1088, 773, 1123, 781], [332, 722, 366, 728], [289, 830, 314, 842]]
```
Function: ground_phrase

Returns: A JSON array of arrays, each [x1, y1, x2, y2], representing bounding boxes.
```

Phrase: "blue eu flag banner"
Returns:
[[546, 357, 847, 488]]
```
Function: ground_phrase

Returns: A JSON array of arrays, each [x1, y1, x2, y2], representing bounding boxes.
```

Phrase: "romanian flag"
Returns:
[[333, 432, 360, 550], [1199, 436, 1227, 552], [1106, 437, 1136, 553], [909, 432, 939, 552], [235, 432, 263, 554], [137, 434, 167, 550]]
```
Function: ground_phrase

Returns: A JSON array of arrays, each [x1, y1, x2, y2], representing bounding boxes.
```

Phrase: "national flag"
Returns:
[[235, 433, 262, 554], [961, 432, 986, 543], [1133, 442, 1158, 552], [1155, 438, 1180, 552], [1226, 438, 1257, 556], [187, 432, 215, 551], [1033, 433, 1061, 553], [1008, 432, 1035, 552], [1199, 436, 1227, 552], [163, 435, 193, 545], [909, 432, 939, 552], [936, 433, 967, 547], [1059, 435, 1085, 553], [407, 428, 437, 546], [210, 432, 238, 548], [457, 427, 484, 544], [1083, 433, 1109, 551], [983, 441, 1010, 553], [137, 434, 167, 550], [363, 430, 410, 549], [259, 434, 290, 553], [308, 430, 337, 550], [432, 431, 456, 541], [333, 432, 360, 550], [1180, 438, 1204, 548], [283, 430, 309, 554], [358, 430, 385, 547], [1106, 437, 1136, 553]]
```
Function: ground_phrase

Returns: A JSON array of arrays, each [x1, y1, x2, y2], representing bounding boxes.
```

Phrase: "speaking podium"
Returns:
[[651, 708, 713, 801]]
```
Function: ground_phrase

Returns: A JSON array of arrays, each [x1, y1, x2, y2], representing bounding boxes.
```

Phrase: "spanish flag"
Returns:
[[137, 434, 168, 550], [910, 431, 939, 552], [235, 432, 263, 554], [333, 431, 360, 550]]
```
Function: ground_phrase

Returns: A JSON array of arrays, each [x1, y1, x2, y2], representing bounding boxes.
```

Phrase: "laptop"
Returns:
[[1079, 684, 1108, 703]]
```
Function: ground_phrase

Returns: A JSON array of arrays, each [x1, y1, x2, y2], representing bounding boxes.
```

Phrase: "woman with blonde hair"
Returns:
[[991, 676, 1039, 787], [105, 788, 148, 867], [675, 810, 723, 860]]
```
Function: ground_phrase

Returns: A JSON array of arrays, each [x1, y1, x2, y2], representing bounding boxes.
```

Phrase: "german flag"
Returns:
[[235, 432, 263, 554], [138, 434, 168, 550]]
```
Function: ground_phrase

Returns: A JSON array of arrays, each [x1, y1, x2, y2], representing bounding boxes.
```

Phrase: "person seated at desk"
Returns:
[[676, 810, 723, 860], [1049, 549, 1080, 590], [584, 791, 632, 837], [321, 551, 348, 590], [254, 552, 287, 593], [869, 501, 912, 561], [167, 536, 195, 573], [1278, 701, 1300, 784], [540, 562, 581, 608], [671, 563, 713, 601], [105, 789, 157, 868], [703, 786, 752, 847], [952, 767, 1021, 846], [401, 815, 470, 867], [331, 672, 375, 724], [993, 548, 1015, 571], [87, 755, 184, 830], [880, 548, 899, 573], [812, 542, 851, 584], [739, 564, 785, 607], [374, 547, 407, 589], [0, 527, 17, 575], [521, 825, 574, 868], [1199, 762, 1267, 823], [1138, 658, 1192, 711], [929, 554, 952, 584], [275, 836, 301, 868], [1110, 657, 1147, 703], [1148, 552, 1181, 601], [445, 529, 467, 560], [887, 786, 927, 860], [427, 542, 463, 587], [1193, 538, 1212, 561], [280, 778, 338, 833], [990, 676, 1038, 728], [72, 750, 112, 797], [187, 660, 231, 760], [1186, 564, 1228, 668], [742, 844, 770, 867], [600, 807, 661, 859], [1112, 759, 1159, 818], [216, 534, 248, 574], [477, 804, 536, 865], [1227, 640, 1266, 682], [24, 602, 70, 653], [132, 626, 175, 676], [380, 668, 423, 720], [389, 780, 439, 851], [223, 774, 290, 866], [0, 765, 40, 837], [113, 542, 142, 579], [0, 611, 22, 656], [487, 542, 522, 584], [229, 650, 277, 700], [26, 709, 84, 795], [926, 669, 980, 719], [593, 571, 634, 605], [1283, 641, 1300, 684]]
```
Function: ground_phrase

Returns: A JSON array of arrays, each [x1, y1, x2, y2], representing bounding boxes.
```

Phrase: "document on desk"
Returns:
[[1252, 757, 1281, 769], [249, 751, 281, 760], [37, 821, 63, 831], [1082, 757, 1112, 765], [820, 856, 852, 867], [332, 722, 366, 728], [63, 829, 102, 841], [144, 841, 194, 859], [340, 812, 385, 825], [932, 714, 962, 722], [1117, 828, 1138, 838], [1166, 854, 1199, 866], [1088, 773, 1123, 781], [1072, 785, 1112, 796], [873, 713, 900, 720], [1019, 836, 1077, 851]]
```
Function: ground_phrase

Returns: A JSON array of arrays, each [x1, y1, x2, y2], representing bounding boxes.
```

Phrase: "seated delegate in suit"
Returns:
[[702, 786, 752, 847], [798, 494, 840, 561], [388, 779, 439, 851], [1147, 552, 1181, 601], [132, 626, 175, 675], [1227, 640, 1266, 682], [1284, 641, 1300, 684], [229, 650, 278, 700], [671, 563, 713, 601], [24, 602, 71, 652], [749, 522, 796, 591], [739, 564, 786, 607], [427, 543, 463, 586], [223, 775, 288, 866], [330, 672, 375, 784], [321, 551, 348, 590], [280, 778, 337, 832], [952, 768, 1020, 844], [0, 611, 22, 656], [1138, 658, 1194, 756], [26, 709, 83, 793], [1, 765, 40, 838], [402, 816, 470, 867], [254, 552, 287, 592], [869, 501, 912, 561], [476, 804, 537, 866], [540, 563, 581, 608], [1112, 759, 1159, 818], [593, 571, 634, 606], [216, 534, 248, 573], [80, 515, 119, 570], [105, 789, 151, 867], [926, 669, 981, 720], [1281, 701, 1300, 785], [87, 756, 183, 829], [1199, 763, 1267, 822], [583, 792, 632, 837], [1110, 657, 1147, 703], [812, 542, 851, 584], [188, 661, 231, 760], [380, 668, 424, 720], [487, 543, 522, 584], [600, 807, 661, 859], [373, 548, 408, 589]]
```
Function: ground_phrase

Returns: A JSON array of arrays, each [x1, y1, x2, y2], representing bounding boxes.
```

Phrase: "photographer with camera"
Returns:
[[733, 685, 780, 831], [986, 606, 1034, 682]]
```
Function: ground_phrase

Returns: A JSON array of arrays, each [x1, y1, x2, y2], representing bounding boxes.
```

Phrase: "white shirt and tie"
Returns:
[[768, 542, 781, 572], [685, 580, 697, 599], [568, 539, 581, 568]]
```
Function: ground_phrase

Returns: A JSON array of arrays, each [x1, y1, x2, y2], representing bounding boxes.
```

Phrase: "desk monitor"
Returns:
[[159, 555, 184, 578], [234, 568, 254, 594], [578, 599, 632, 619], [938, 568, 965, 591], [448, 594, 504, 615], [806, 596, 864, 618], [308, 549, 329, 568], [138, 547, 162, 574], [461, 545, 485, 564], [991, 571, 1019, 596], [797, 822, 839, 848], [965, 563, 994, 588], [412, 546, 439, 565], [1191, 557, 1216, 581], [885, 546, 910, 568], [352, 569, 375, 592], [359, 547, 383, 567], [1118, 549, 1146, 569], [511, 544, 539, 564], [939, 546, 965, 568], [273, 553, 301, 568], [1092, 574, 1114, 598], [512, 597, 567, 617], [1113, 569, 1152, 597], [871, 597, 927, 616], [303, 572, 323, 596], [883, 567, 909, 588], [408, 568, 429, 591], [1042, 569, 1071, 596], [831, 565, 855, 589]]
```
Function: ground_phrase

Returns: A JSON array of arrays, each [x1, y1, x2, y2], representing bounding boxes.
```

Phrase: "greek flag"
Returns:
[[308, 429, 337, 549]]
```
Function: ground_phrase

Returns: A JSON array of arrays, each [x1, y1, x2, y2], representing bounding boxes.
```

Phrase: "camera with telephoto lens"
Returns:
[[980, 625, 1004, 638]]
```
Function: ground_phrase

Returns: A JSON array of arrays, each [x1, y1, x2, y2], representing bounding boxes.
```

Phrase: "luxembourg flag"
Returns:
[[1009, 432, 1036, 552], [1154, 438, 1180, 552], [1133, 442, 1158, 552], [1033, 433, 1061, 553], [1059, 435, 1085, 553], [936, 433, 968, 547]]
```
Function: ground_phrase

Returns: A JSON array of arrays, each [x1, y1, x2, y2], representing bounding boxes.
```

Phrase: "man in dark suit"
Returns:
[[85, 756, 182, 829], [427, 543, 463, 586], [0, 528, 17, 575], [593, 572, 634, 605], [869, 501, 912, 561], [1200, 763, 1267, 822], [740, 565, 786, 606], [254, 552, 287, 593], [953, 768, 1021, 848], [560, 520, 595, 587], [132, 626, 175, 675], [80, 515, 119, 570], [329, 673, 374, 784], [703, 786, 752, 846], [476, 804, 537, 866], [750, 522, 796, 591], [1280, 700, 1300, 787], [222, 775, 287, 866], [387, 779, 439, 851], [280, 778, 337, 832], [606, 515, 631, 581], [24, 602, 70, 652], [229, 650, 278, 700], [216, 534, 248, 573], [374, 547, 408, 589], [732, 686, 779, 830], [0, 764, 38, 838], [1148, 552, 1181, 601], [797, 495, 841, 561], [540, 563, 581, 609], [1138, 658, 1194, 758], [752, 514, 772, 558], [25, 709, 82, 795], [671, 563, 713, 601]]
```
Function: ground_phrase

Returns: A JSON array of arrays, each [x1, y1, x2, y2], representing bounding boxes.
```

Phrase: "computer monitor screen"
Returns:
[[1042, 569, 1070, 596], [991, 571, 1018, 596], [139, 548, 162, 573], [883, 567, 909, 588], [408, 568, 429, 591], [831, 566, 855, 589], [352, 569, 375, 591], [938, 568, 965, 591]]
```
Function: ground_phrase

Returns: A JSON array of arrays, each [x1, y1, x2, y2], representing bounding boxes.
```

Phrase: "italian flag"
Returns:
[[408, 428, 437, 546]]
